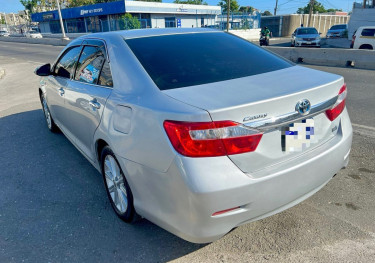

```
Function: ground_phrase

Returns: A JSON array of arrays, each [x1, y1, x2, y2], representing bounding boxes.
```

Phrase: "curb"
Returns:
[[0, 37, 70, 46], [0, 68, 5, 79]]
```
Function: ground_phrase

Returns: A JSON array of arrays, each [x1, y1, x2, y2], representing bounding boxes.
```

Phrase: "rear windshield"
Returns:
[[125, 32, 292, 90], [330, 25, 346, 30], [297, 28, 318, 35]]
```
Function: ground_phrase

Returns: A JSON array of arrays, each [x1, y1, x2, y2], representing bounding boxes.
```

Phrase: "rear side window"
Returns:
[[361, 29, 375, 37], [54, 46, 82, 78], [75, 46, 105, 85], [126, 32, 292, 90], [98, 60, 113, 87]]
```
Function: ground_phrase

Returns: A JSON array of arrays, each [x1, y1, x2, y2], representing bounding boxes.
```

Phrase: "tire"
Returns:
[[359, 45, 373, 50], [291, 41, 295, 47], [101, 146, 136, 223], [40, 93, 59, 133]]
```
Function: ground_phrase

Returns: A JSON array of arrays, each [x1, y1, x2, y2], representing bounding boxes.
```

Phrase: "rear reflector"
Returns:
[[212, 206, 240, 216], [325, 83, 347, 121], [163, 120, 263, 157]]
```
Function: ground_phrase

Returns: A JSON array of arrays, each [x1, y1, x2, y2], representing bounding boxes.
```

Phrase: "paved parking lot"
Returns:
[[0, 42, 375, 262]]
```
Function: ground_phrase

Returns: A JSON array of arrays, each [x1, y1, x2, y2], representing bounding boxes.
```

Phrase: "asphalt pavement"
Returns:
[[0, 42, 375, 263]]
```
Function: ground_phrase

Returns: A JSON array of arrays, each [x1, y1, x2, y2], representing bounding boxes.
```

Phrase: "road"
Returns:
[[0, 42, 375, 263]]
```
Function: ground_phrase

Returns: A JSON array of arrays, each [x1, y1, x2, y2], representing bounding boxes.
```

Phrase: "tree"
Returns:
[[218, 0, 239, 12], [173, 0, 207, 4], [262, 10, 272, 16], [119, 13, 141, 30], [0, 17, 5, 24], [20, 0, 38, 14], [296, 1, 337, 14], [66, 0, 120, 8], [135, 0, 162, 2], [238, 6, 254, 13]]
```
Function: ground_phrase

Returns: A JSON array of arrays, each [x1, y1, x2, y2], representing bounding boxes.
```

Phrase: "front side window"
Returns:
[[54, 46, 82, 79], [75, 46, 105, 85]]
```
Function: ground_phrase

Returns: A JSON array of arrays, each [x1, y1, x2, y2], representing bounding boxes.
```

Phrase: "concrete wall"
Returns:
[[262, 14, 350, 37], [347, 8, 375, 39], [266, 46, 375, 70], [229, 29, 261, 40], [0, 36, 70, 46]]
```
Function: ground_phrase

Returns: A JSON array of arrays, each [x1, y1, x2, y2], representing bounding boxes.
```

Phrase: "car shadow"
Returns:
[[0, 109, 206, 262]]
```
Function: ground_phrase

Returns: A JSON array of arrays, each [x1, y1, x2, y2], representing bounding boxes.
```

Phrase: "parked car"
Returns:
[[35, 28, 352, 243], [0, 30, 10, 37], [291, 27, 321, 47], [25, 30, 43, 38], [351, 26, 375, 50], [326, 24, 348, 38]]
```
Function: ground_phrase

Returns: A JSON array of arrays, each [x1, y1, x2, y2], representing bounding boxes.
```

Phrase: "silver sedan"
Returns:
[[35, 28, 352, 243]]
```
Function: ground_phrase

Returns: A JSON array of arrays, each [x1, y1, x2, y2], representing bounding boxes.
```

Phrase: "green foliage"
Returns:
[[20, 0, 38, 14], [0, 17, 5, 24], [119, 13, 141, 30], [296, 1, 341, 14], [262, 10, 272, 16], [238, 6, 254, 13], [66, 0, 119, 8], [135, 0, 162, 2], [218, 0, 239, 12], [173, 0, 207, 4]]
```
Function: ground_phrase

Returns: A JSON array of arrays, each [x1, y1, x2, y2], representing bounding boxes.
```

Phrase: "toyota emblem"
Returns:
[[295, 99, 311, 116]]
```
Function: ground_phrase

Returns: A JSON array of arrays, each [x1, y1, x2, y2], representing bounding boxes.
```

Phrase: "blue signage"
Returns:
[[177, 18, 181, 28], [32, 0, 125, 22]]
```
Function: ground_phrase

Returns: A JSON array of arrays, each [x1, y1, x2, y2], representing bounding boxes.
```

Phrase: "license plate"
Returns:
[[282, 119, 315, 152], [306, 41, 312, 44]]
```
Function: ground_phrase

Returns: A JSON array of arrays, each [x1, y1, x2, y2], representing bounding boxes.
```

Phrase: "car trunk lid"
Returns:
[[163, 66, 345, 175]]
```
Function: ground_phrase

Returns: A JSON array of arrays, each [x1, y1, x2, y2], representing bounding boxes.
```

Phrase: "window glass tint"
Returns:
[[361, 29, 375, 37], [54, 46, 82, 78], [98, 60, 113, 87], [297, 28, 318, 35], [331, 25, 346, 30], [75, 45, 105, 84], [126, 32, 292, 90]]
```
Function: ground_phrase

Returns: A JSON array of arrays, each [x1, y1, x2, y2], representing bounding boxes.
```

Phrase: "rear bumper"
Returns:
[[118, 109, 352, 243]]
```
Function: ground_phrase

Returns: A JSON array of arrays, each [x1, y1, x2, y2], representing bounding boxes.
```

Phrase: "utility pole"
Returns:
[[226, 0, 230, 32], [56, 0, 69, 40], [274, 0, 278, 15], [363, 0, 367, 8], [308, 0, 315, 27]]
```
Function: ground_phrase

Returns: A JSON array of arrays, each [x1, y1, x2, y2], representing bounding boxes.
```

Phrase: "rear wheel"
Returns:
[[40, 93, 59, 132], [101, 146, 136, 222]]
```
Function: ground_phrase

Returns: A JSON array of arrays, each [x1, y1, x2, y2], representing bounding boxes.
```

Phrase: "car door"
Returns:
[[45, 45, 82, 130], [62, 40, 113, 161]]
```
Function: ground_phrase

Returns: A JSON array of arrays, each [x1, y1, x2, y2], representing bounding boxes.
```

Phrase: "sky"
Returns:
[[0, 0, 357, 14]]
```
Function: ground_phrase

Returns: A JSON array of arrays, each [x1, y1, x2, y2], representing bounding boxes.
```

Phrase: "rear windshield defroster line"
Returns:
[[126, 32, 293, 90]]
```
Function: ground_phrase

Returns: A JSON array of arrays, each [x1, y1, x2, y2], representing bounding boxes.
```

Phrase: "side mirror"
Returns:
[[319, 32, 322, 35], [35, 63, 51, 76]]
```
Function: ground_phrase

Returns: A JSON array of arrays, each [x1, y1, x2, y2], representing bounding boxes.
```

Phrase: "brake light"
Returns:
[[325, 84, 347, 121], [163, 120, 263, 157]]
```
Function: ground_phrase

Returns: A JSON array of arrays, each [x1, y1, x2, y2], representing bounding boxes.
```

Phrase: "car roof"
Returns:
[[76, 28, 221, 41]]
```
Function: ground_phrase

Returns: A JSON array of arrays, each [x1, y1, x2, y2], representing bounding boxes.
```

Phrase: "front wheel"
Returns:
[[40, 93, 59, 133], [101, 146, 136, 223]]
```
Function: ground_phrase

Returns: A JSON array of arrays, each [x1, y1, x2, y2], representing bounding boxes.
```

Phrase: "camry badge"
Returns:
[[295, 99, 311, 116], [243, 113, 268, 122]]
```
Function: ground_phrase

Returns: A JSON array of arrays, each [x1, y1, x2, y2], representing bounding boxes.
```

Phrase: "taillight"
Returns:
[[163, 120, 263, 157], [325, 84, 347, 121]]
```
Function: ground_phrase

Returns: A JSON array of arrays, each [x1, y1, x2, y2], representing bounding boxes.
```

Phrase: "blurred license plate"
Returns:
[[282, 119, 315, 152], [306, 41, 312, 44]]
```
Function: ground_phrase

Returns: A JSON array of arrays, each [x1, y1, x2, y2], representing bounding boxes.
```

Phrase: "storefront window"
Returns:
[[165, 17, 176, 28]]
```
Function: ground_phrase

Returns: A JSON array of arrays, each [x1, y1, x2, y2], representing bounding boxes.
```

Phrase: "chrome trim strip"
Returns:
[[244, 96, 338, 131]]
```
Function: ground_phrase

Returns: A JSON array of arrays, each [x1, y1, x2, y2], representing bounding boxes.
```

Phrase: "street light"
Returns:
[[56, 0, 69, 40]]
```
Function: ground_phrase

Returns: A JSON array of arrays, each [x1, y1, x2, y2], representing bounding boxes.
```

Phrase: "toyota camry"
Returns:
[[35, 28, 352, 243]]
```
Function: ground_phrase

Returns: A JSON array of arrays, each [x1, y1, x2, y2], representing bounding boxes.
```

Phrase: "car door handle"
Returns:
[[89, 99, 101, 110], [58, 88, 65, 96]]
